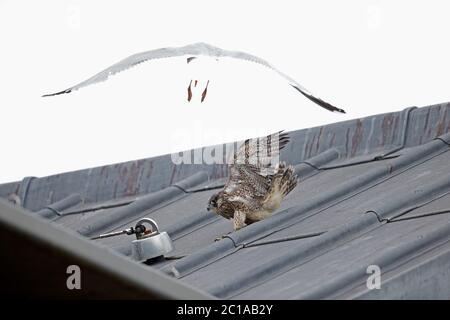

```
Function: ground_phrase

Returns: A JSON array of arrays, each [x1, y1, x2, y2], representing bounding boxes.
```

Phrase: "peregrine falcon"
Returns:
[[207, 131, 298, 231]]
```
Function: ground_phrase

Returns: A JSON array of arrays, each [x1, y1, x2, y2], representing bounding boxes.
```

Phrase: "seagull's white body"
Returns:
[[187, 56, 218, 78], [43, 42, 345, 113]]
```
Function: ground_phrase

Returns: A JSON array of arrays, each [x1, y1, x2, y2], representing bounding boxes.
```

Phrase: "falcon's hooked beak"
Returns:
[[207, 194, 218, 212]]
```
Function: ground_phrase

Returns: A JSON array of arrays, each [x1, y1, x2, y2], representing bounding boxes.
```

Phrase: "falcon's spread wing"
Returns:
[[43, 42, 345, 113], [223, 131, 290, 206], [211, 131, 298, 230], [229, 131, 290, 172]]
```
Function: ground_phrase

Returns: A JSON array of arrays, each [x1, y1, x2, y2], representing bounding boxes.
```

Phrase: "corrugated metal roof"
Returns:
[[1, 102, 449, 299]]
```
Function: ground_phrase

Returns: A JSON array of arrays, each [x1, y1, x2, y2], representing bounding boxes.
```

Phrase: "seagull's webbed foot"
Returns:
[[187, 80, 193, 102], [201, 80, 210, 103]]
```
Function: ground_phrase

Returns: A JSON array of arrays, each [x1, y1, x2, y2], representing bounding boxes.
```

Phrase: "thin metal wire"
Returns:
[[242, 231, 326, 248], [171, 184, 225, 193], [389, 209, 450, 223]]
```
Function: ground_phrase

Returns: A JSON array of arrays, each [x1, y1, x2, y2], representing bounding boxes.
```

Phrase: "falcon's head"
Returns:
[[207, 193, 219, 213]]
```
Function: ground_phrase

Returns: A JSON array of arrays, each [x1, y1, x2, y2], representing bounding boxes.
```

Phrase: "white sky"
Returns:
[[1, 0, 449, 183]]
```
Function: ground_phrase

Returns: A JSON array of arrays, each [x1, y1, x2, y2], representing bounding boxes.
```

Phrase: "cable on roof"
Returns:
[[242, 231, 326, 248], [317, 154, 400, 170], [171, 184, 225, 193], [367, 189, 450, 223], [59, 199, 134, 216], [388, 209, 450, 223]]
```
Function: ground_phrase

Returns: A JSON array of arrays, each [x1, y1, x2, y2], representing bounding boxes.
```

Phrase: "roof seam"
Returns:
[[226, 219, 386, 299], [303, 217, 450, 299], [341, 238, 450, 299], [237, 147, 450, 246], [171, 215, 222, 241], [171, 141, 450, 278], [175, 244, 243, 279], [77, 171, 209, 237], [435, 137, 450, 146], [196, 146, 450, 297], [104, 192, 192, 235]]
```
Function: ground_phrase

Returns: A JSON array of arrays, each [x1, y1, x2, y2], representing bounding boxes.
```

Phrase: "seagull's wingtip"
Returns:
[[42, 89, 72, 97], [334, 107, 346, 114]]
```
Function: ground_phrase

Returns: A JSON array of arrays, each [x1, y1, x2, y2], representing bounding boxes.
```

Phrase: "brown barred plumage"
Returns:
[[207, 131, 298, 232]]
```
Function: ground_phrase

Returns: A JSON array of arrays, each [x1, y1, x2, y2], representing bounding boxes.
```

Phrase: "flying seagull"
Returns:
[[43, 42, 345, 113], [207, 131, 298, 233]]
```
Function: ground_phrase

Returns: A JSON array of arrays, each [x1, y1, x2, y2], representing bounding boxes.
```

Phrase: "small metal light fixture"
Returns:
[[90, 217, 174, 262], [131, 218, 174, 262]]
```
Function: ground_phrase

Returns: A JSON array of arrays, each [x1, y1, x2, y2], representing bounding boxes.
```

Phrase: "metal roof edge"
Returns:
[[0, 198, 215, 299]]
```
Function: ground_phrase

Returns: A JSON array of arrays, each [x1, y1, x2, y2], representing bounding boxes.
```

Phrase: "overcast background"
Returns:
[[1, 0, 449, 183]]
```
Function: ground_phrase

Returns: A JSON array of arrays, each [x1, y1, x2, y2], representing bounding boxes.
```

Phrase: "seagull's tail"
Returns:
[[290, 85, 346, 114]]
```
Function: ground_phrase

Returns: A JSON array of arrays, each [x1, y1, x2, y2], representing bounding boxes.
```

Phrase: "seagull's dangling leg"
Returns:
[[201, 80, 210, 103], [187, 80, 193, 102], [194, 80, 198, 87]]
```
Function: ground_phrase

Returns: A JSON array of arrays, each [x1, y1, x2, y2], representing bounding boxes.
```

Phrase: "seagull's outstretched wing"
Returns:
[[220, 47, 345, 113], [43, 42, 345, 114], [42, 43, 205, 97]]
